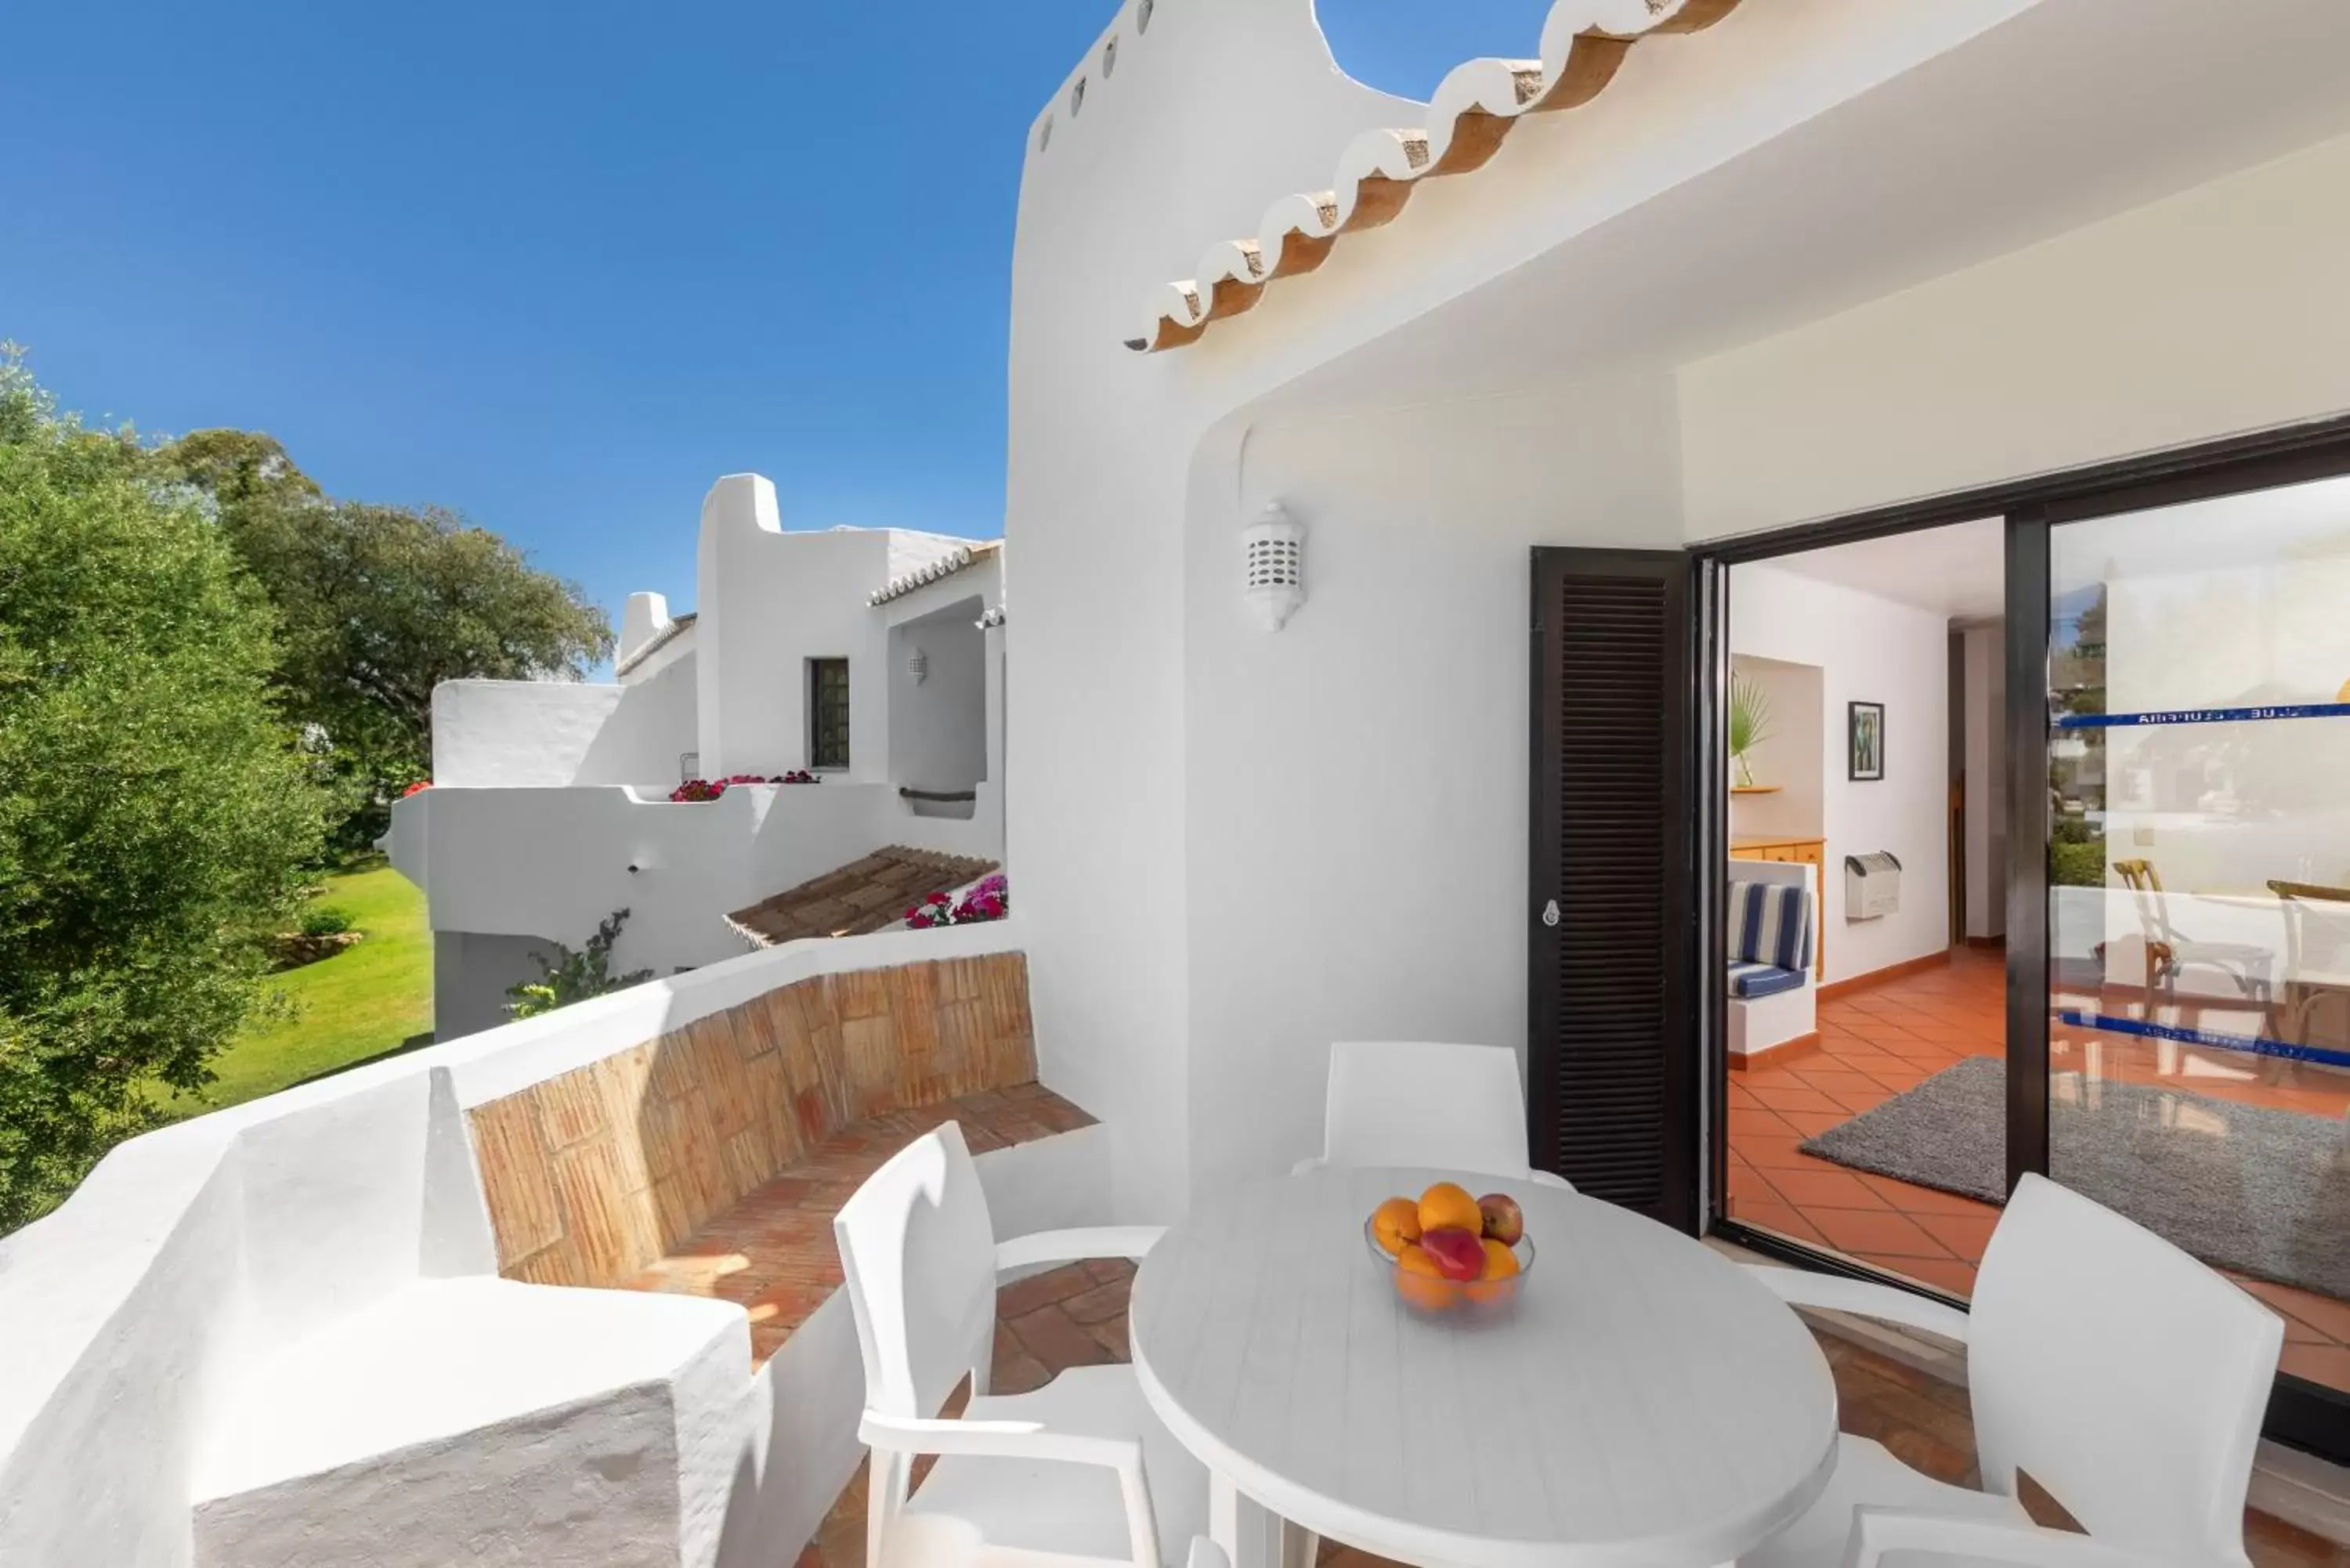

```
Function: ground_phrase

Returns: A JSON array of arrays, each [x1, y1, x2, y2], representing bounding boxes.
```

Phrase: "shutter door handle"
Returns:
[[1541, 899, 1560, 928]]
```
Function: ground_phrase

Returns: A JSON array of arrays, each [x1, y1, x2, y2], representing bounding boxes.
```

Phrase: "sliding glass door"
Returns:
[[2044, 471, 2350, 1399]]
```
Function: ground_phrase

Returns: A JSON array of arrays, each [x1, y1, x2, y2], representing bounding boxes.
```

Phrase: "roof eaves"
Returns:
[[1125, 0, 1744, 353], [614, 610, 698, 677], [867, 539, 1003, 608]]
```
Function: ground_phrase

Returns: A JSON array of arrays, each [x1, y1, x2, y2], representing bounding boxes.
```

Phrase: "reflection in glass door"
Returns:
[[2048, 474, 2350, 1395]]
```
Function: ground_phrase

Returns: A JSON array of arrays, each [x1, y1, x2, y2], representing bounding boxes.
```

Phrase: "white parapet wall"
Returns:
[[0, 918, 1103, 1568], [390, 776, 1007, 991]]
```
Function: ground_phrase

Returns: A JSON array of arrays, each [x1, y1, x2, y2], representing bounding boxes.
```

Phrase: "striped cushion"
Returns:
[[1727, 880, 1815, 970], [1728, 961, 1808, 999]]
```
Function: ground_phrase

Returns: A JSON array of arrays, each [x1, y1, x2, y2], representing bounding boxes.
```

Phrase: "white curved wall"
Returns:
[[0, 923, 1058, 1568], [1003, 0, 2041, 1213]]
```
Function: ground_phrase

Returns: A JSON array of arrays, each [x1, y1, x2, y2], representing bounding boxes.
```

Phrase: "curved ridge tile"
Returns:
[[1424, 58, 1546, 175], [1196, 239, 1270, 320], [1259, 191, 1344, 278], [1332, 127, 1434, 232], [1127, 0, 1746, 352]]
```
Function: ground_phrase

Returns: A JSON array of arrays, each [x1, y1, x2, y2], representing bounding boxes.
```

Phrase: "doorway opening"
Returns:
[[1721, 518, 2006, 1299], [1696, 440, 2350, 1449]]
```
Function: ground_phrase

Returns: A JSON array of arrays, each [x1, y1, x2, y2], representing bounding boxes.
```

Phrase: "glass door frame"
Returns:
[[1693, 413, 2350, 1464]]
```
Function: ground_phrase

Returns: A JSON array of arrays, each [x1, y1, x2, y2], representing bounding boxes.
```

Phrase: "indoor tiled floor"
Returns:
[[1726, 946, 2350, 1390], [798, 1256, 2349, 1568]]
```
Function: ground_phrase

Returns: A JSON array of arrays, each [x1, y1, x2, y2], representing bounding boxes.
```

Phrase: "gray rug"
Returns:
[[1800, 1055, 2350, 1300]]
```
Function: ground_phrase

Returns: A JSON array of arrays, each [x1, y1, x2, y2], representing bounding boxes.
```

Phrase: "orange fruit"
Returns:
[[1417, 1181, 1481, 1237], [1467, 1237, 1522, 1305], [1370, 1197, 1423, 1256], [1394, 1244, 1455, 1312]]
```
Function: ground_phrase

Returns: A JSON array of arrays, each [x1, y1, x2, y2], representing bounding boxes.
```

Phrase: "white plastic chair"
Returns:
[[1292, 1040, 1574, 1190], [834, 1121, 1215, 1568], [1738, 1173, 2283, 1568]]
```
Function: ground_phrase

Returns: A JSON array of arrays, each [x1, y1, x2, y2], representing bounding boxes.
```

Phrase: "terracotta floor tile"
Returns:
[[1740, 1133, 1824, 1171], [1807, 1206, 1951, 1262], [1762, 1166, 1892, 1212], [2280, 1342, 2350, 1392], [1744, 1082, 1847, 1116], [1727, 1165, 1781, 1208], [1909, 1209, 2000, 1265], [1727, 1107, 1794, 1141], [1856, 1175, 1999, 1219], [1726, 1198, 1826, 1246], [1884, 1255, 1979, 1299], [1777, 1107, 1851, 1140]]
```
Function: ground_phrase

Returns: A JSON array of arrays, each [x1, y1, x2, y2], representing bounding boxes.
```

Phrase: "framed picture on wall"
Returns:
[[1849, 700, 1885, 782]]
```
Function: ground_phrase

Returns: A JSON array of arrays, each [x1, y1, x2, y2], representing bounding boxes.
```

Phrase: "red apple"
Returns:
[[1419, 1227, 1485, 1281], [1477, 1194, 1524, 1246]]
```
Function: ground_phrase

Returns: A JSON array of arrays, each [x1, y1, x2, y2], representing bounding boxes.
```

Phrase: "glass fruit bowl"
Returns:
[[1363, 1215, 1536, 1319]]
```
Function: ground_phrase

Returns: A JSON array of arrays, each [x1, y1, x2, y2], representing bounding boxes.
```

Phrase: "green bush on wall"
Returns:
[[2052, 840, 2106, 888]]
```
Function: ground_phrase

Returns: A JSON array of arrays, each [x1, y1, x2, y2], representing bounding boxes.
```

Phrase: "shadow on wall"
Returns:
[[1313, 0, 1560, 100]]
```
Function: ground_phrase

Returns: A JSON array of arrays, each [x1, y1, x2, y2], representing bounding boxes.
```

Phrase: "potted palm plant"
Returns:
[[1729, 673, 1773, 789]]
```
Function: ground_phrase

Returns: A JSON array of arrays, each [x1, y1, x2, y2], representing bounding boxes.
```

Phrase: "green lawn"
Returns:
[[166, 861, 435, 1117]]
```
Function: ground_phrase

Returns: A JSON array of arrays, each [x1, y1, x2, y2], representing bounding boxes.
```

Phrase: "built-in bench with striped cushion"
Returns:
[[1727, 960, 1808, 999], [1726, 879, 1814, 998]]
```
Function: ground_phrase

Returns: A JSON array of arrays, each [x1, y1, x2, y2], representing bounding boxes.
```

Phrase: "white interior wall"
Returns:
[[1180, 374, 1687, 1192], [1679, 130, 2350, 541], [1729, 562, 1951, 984], [1728, 654, 1824, 844], [1961, 624, 2007, 941]]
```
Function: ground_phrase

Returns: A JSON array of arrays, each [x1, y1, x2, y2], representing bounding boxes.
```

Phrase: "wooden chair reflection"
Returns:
[[2267, 880, 2350, 1053], [2111, 858, 2275, 1026]]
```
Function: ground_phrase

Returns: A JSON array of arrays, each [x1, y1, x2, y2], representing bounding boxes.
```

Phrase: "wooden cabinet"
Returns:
[[1730, 836, 1826, 977]]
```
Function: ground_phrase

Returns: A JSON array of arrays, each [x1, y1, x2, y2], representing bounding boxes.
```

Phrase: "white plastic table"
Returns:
[[1130, 1167, 1839, 1568]]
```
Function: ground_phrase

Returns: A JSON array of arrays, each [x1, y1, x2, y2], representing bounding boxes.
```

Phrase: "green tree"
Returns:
[[0, 354, 327, 1227], [158, 433, 614, 846]]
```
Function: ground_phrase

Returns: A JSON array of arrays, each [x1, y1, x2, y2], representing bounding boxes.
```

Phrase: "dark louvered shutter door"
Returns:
[[1528, 549, 1697, 1231]]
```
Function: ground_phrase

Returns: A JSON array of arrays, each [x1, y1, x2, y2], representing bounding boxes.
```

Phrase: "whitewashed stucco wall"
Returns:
[[432, 663, 699, 791], [694, 478, 972, 783], [0, 923, 1076, 1568], [1178, 376, 1686, 1187], [1004, 0, 2075, 1215]]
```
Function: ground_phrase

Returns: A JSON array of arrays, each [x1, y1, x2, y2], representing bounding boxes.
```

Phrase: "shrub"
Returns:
[[299, 904, 355, 938], [2051, 840, 2106, 888], [505, 909, 656, 1019]]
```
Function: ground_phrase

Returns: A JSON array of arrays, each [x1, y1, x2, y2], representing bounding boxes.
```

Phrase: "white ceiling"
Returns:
[[1742, 517, 2005, 621], [1271, 0, 2350, 414]]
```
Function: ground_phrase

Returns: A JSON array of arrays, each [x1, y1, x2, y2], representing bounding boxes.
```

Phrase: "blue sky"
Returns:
[[2, 2, 1550, 638]]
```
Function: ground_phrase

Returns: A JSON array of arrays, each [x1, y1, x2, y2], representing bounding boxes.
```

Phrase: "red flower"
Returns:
[[402, 780, 432, 797]]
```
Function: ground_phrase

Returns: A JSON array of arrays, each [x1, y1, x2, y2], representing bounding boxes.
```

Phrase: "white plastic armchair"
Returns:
[[835, 1122, 1209, 1568], [1737, 1173, 2283, 1568], [1293, 1041, 1574, 1190]]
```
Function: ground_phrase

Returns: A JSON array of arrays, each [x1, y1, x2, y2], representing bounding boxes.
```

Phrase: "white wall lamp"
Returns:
[[906, 648, 929, 685], [1243, 501, 1305, 632]]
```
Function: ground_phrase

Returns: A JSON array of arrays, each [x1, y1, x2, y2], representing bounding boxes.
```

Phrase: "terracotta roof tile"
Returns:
[[1127, 0, 1744, 352], [725, 846, 1000, 948]]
